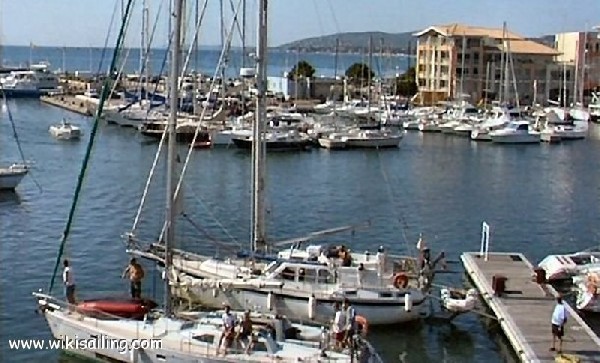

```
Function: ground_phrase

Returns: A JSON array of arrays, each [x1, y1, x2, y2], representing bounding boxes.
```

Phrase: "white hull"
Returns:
[[36, 295, 379, 363], [0, 165, 28, 190], [318, 136, 347, 149], [470, 129, 492, 141], [49, 126, 82, 140], [174, 278, 425, 325]]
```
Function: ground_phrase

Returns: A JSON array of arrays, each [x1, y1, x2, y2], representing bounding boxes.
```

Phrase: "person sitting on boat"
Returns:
[[332, 302, 346, 350], [218, 305, 237, 355], [341, 250, 352, 267], [237, 311, 254, 354], [122, 258, 145, 299], [342, 299, 356, 348], [62, 259, 76, 308]]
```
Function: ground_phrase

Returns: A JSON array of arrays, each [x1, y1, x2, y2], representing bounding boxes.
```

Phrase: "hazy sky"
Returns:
[[1, 0, 599, 47]]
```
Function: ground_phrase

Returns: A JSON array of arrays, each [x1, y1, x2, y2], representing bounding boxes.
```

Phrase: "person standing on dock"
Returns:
[[550, 295, 568, 353], [122, 258, 145, 299]]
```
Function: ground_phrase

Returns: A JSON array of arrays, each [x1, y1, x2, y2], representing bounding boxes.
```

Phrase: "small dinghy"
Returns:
[[77, 297, 157, 319], [440, 288, 478, 313], [49, 118, 82, 140]]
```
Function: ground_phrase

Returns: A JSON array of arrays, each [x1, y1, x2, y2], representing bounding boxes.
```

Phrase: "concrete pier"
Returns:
[[40, 95, 92, 116]]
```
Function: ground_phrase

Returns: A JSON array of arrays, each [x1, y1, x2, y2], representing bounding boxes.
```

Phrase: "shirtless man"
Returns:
[[122, 258, 145, 299]]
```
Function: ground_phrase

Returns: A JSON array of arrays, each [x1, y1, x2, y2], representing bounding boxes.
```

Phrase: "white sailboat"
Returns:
[[0, 96, 29, 190]]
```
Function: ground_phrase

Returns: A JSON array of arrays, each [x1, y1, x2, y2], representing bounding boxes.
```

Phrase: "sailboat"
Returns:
[[130, 2, 430, 326], [0, 96, 29, 190], [34, 2, 382, 362]]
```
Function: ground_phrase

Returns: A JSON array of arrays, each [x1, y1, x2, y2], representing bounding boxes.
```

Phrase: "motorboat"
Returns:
[[538, 248, 600, 282], [490, 121, 540, 144], [318, 132, 347, 149], [49, 119, 82, 140], [538, 109, 587, 140], [418, 120, 441, 133], [0, 63, 59, 97], [343, 129, 402, 149], [0, 163, 28, 190], [139, 120, 212, 148]]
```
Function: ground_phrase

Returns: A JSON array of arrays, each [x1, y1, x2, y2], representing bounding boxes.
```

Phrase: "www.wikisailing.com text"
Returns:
[[9, 335, 162, 354]]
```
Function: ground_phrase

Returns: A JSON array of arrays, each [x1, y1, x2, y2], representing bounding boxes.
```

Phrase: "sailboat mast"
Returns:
[[164, 0, 183, 317], [252, 0, 268, 253]]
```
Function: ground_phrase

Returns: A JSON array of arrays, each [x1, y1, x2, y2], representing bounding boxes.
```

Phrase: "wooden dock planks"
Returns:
[[462, 252, 600, 363]]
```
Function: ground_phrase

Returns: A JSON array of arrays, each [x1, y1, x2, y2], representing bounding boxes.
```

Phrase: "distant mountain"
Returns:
[[276, 31, 558, 55], [276, 31, 417, 54]]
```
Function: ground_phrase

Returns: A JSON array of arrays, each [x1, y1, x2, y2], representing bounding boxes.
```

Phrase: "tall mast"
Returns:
[[252, 0, 268, 253], [241, 0, 246, 69], [164, 0, 183, 317], [367, 35, 372, 105]]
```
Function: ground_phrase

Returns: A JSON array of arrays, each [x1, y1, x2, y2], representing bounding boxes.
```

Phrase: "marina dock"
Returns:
[[40, 95, 92, 116], [462, 247, 600, 362]]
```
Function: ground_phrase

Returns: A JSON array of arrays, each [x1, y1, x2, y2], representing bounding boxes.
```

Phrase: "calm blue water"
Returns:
[[1, 45, 409, 79], [3, 99, 600, 362]]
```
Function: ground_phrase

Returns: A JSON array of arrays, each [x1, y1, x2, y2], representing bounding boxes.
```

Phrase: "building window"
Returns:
[[473, 67, 479, 75], [440, 80, 447, 88], [440, 51, 448, 59]]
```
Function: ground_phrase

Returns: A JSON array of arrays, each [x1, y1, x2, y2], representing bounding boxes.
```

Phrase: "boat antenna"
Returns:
[[251, 0, 268, 255], [164, 0, 184, 317]]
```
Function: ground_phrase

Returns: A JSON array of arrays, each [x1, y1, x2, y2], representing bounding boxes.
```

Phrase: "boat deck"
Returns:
[[461, 252, 600, 363]]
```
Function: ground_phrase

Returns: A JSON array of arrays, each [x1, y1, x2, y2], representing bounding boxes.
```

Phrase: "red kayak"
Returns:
[[77, 297, 158, 320]]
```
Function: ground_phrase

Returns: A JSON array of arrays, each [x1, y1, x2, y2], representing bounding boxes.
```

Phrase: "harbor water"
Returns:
[[3, 99, 600, 362]]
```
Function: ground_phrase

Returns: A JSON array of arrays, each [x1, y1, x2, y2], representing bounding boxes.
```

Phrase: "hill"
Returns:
[[276, 31, 417, 54]]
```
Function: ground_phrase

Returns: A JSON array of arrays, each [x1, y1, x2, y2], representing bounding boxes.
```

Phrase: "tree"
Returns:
[[287, 60, 316, 80], [345, 63, 374, 85], [394, 66, 417, 96]]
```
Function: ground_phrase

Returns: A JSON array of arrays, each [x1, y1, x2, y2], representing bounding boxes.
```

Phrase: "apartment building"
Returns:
[[554, 30, 600, 102], [414, 23, 559, 105]]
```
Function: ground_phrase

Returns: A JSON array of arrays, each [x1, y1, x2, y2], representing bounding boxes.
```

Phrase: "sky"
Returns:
[[1, 0, 599, 48]]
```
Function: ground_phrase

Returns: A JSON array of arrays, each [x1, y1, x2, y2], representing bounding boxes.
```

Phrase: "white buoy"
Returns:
[[308, 295, 317, 320], [404, 293, 412, 312], [267, 292, 275, 311]]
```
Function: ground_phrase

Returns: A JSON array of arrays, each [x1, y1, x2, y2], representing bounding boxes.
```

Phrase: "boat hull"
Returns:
[[0, 168, 27, 190], [0, 89, 43, 98], [232, 138, 311, 151], [318, 138, 346, 149], [173, 283, 425, 325]]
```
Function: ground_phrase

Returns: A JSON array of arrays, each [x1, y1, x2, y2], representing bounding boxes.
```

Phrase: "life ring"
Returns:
[[392, 273, 409, 289], [355, 315, 368, 336]]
